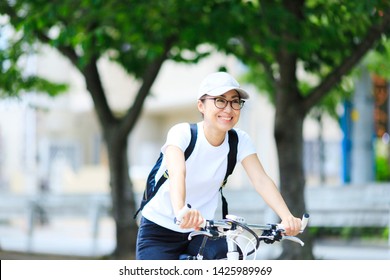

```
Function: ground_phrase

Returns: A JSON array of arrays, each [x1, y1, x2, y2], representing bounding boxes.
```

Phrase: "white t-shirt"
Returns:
[[141, 122, 256, 232]]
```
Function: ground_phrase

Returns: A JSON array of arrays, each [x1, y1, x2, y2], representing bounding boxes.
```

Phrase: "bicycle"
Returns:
[[175, 204, 310, 260]]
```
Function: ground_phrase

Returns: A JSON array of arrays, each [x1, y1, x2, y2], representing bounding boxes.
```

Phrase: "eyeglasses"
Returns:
[[202, 97, 245, 110]]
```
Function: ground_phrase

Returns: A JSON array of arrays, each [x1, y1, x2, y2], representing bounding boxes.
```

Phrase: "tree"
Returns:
[[0, 0, 219, 258], [209, 1, 390, 258], [0, 24, 67, 97]]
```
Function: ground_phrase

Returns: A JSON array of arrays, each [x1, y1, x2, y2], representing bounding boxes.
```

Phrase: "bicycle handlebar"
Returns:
[[301, 213, 310, 231], [174, 204, 309, 247]]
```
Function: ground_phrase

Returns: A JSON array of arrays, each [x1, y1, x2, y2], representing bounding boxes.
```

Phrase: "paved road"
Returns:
[[314, 239, 390, 260], [1, 235, 389, 260], [255, 239, 390, 260]]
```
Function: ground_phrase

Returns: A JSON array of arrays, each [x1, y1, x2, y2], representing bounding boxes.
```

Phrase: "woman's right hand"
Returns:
[[179, 209, 205, 230]]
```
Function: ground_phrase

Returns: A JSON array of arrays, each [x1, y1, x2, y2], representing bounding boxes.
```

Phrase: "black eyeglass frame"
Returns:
[[201, 97, 245, 110]]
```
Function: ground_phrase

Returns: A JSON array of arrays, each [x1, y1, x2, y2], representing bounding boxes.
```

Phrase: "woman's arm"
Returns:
[[165, 145, 203, 229], [241, 153, 301, 235], [165, 145, 186, 214]]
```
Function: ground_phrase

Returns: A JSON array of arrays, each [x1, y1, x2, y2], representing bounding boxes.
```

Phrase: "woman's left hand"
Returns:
[[281, 216, 302, 236]]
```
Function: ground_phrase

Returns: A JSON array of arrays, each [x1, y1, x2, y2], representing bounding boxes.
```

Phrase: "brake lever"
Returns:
[[282, 236, 305, 246], [188, 225, 223, 241], [188, 230, 213, 240]]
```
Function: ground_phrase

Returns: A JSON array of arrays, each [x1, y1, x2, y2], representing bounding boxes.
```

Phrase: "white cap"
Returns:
[[197, 72, 250, 100]]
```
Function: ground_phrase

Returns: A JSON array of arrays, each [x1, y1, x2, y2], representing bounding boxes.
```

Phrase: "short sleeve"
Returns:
[[235, 128, 256, 162], [161, 123, 191, 154]]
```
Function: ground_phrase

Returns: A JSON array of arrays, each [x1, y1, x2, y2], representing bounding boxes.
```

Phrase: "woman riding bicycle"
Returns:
[[136, 71, 302, 260]]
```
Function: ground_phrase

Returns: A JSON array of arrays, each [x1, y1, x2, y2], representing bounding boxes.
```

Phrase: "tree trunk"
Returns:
[[106, 127, 138, 259], [274, 100, 314, 259], [79, 52, 168, 259]]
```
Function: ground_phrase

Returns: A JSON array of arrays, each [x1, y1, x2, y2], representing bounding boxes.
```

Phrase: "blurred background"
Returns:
[[0, 1, 389, 260]]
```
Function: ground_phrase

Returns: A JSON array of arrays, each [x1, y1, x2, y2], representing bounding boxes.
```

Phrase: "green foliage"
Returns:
[[366, 39, 390, 79], [375, 156, 390, 181], [0, 34, 68, 97], [384, 227, 389, 240], [2, 0, 389, 105], [374, 139, 390, 182], [0, 0, 228, 83], [219, 0, 390, 117], [310, 226, 388, 241]]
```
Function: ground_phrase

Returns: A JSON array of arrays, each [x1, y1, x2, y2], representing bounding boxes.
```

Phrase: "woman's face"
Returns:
[[197, 89, 242, 132]]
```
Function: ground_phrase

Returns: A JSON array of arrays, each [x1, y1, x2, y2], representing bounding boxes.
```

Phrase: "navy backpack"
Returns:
[[134, 123, 238, 219]]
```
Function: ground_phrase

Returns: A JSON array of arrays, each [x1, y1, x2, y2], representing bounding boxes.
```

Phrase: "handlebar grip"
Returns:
[[174, 204, 191, 225], [276, 213, 310, 232], [173, 204, 207, 228], [301, 213, 310, 232], [199, 218, 207, 228]]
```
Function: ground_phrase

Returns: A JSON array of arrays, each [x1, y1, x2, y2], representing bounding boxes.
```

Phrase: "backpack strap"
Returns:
[[220, 129, 238, 218], [185, 123, 198, 160], [134, 123, 197, 218], [152, 124, 197, 193]]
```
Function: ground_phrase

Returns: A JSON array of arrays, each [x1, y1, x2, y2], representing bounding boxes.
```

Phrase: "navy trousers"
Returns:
[[136, 217, 227, 260]]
